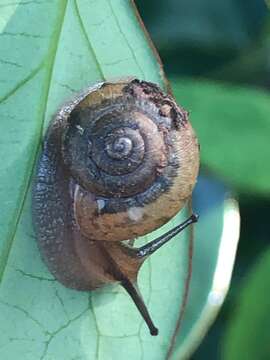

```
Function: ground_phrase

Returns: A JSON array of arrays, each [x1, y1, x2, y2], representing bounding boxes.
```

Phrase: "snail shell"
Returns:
[[32, 78, 199, 335]]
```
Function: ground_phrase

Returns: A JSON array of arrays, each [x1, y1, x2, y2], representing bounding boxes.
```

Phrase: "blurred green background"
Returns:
[[135, 0, 270, 358]]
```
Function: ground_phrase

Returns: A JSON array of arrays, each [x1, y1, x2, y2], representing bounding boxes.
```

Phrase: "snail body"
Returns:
[[32, 78, 199, 335]]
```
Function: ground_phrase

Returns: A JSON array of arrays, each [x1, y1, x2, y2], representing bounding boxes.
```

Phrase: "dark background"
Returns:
[[135, 0, 270, 358]]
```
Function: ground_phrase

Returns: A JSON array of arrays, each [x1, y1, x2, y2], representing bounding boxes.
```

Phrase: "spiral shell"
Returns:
[[48, 78, 200, 241]]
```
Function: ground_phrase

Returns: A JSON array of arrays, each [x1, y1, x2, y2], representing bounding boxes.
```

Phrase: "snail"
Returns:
[[32, 78, 199, 336]]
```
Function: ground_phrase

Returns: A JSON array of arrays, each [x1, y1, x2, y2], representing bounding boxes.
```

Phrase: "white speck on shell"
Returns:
[[127, 207, 144, 222], [97, 199, 106, 213]]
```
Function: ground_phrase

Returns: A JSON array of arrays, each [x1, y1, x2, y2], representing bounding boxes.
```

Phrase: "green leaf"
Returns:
[[222, 248, 270, 360], [0, 2, 239, 359], [172, 79, 270, 195], [0, 0, 163, 283], [0, 0, 164, 276]]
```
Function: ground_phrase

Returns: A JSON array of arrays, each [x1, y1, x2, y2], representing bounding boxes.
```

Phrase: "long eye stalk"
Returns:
[[135, 214, 199, 258]]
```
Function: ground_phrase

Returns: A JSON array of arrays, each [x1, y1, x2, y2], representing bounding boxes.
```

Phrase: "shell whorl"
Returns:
[[59, 78, 199, 241], [62, 79, 186, 200]]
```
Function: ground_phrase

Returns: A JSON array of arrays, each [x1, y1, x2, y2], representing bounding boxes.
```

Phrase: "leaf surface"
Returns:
[[0, 2, 239, 359]]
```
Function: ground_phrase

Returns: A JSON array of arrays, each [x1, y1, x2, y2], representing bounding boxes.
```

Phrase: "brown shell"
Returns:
[[63, 79, 199, 241]]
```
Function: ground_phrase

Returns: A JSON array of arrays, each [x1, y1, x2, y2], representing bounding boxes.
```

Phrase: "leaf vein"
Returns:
[[0, 63, 43, 104], [107, 0, 145, 80], [73, 0, 105, 81]]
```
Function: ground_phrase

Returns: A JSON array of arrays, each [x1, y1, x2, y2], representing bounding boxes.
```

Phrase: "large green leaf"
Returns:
[[0, 1, 239, 359], [222, 248, 270, 360], [172, 79, 270, 196]]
